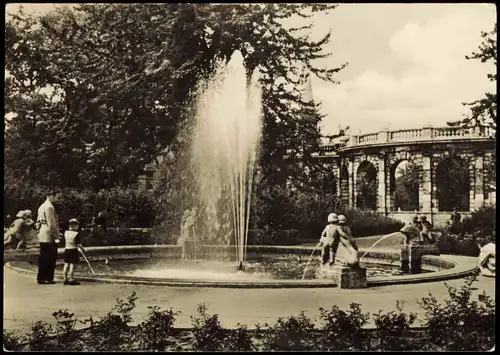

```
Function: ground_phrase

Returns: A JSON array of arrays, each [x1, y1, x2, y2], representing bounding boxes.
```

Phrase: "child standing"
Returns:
[[63, 218, 86, 285]]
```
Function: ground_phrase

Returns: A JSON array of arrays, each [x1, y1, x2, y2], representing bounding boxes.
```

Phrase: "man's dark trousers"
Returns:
[[37, 242, 58, 282]]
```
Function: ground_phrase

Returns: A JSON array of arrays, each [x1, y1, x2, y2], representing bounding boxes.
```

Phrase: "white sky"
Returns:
[[5, 3, 497, 135]]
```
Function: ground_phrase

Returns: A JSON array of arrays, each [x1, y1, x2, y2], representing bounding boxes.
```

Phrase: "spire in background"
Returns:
[[303, 73, 314, 103]]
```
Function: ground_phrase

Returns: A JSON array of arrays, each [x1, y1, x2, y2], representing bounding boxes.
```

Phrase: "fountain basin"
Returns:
[[4, 245, 478, 288]]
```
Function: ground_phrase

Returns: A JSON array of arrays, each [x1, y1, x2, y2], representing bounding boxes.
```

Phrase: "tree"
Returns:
[[356, 171, 377, 211], [448, 24, 496, 136], [5, 4, 345, 194], [393, 162, 422, 211], [436, 158, 470, 212]]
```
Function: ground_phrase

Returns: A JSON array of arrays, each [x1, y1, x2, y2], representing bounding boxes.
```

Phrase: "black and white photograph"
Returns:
[[3, 3, 496, 352]]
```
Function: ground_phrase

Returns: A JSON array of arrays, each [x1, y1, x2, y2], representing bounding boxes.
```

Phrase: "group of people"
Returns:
[[4, 190, 88, 286], [317, 213, 359, 268]]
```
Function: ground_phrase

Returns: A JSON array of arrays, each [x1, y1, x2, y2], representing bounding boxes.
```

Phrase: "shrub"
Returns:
[[3, 183, 156, 231], [340, 209, 405, 237], [25, 321, 54, 351], [436, 231, 480, 256], [318, 303, 371, 351], [52, 310, 80, 351], [462, 206, 496, 238], [135, 306, 178, 351], [190, 303, 226, 351], [418, 273, 495, 351], [223, 324, 255, 352], [258, 312, 316, 351], [247, 228, 300, 245], [372, 301, 418, 350], [3, 330, 23, 351], [81, 292, 138, 351]]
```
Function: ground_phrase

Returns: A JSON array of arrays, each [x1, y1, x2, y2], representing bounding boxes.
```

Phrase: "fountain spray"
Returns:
[[192, 50, 262, 269]]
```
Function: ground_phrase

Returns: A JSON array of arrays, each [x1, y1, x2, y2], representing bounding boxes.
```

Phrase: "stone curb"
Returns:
[[5, 245, 478, 288]]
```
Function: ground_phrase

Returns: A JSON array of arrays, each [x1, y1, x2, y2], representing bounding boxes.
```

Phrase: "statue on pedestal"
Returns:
[[178, 208, 197, 259], [317, 213, 359, 268], [316, 213, 366, 288], [400, 224, 422, 246], [477, 236, 495, 277]]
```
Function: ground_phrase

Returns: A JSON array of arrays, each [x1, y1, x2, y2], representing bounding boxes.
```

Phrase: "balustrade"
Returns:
[[319, 125, 493, 152]]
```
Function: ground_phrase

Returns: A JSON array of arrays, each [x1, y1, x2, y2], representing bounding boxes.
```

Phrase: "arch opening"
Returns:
[[389, 160, 421, 212], [436, 156, 470, 212], [356, 161, 377, 211]]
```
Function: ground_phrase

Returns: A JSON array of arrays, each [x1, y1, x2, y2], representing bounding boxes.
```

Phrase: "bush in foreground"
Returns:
[[4, 275, 495, 351]]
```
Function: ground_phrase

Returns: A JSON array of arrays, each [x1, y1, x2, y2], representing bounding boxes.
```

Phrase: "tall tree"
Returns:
[[448, 24, 496, 136], [5, 4, 346, 200]]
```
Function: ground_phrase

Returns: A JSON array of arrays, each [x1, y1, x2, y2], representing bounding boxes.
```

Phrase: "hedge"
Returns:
[[4, 183, 156, 230]]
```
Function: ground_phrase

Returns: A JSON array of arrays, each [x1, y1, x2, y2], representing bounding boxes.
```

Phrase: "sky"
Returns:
[[5, 3, 497, 135]]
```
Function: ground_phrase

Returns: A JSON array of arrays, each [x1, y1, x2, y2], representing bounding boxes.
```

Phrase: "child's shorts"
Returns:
[[64, 249, 79, 264]]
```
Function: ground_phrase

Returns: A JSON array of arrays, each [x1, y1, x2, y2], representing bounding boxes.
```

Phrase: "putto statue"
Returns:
[[178, 208, 197, 259], [317, 213, 360, 268], [477, 235, 495, 277]]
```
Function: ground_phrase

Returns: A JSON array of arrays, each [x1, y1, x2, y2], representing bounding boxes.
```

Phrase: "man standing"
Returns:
[[450, 208, 462, 233], [36, 190, 61, 284]]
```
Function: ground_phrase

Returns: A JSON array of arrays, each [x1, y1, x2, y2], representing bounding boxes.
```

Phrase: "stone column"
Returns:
[[474, 153, 484, 210], [334, 164, 341, 197], [420, 154, 432, 216], [348, 159, 355, 208], [351, 159, 359, 208], [378, 154, 387, 214]]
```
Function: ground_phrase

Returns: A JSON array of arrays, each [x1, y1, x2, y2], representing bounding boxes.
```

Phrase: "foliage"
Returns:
[[393, 162, 422, 212], [339, 209, 404, 238], [4, 279, 496, 351], [223, 324, 255, 352], [5, 4, 346, 194], [135, 306, 178, 351], [258, 311, 316, 351], [247, 228, 300, 245], [318, 303, 370, 351], [51, 309, 80, 351], [449, 24, 496, 136], [435, 157, 470, 212], [436, 231, 480, 257], [4, 182, 156, 231], [418, 273, 495, 351], [80, 292, 138, 351], [461, 206, 496, 238], [372, 301, 418, 350], [355, 170, 377, 211], [25, 321, 54, 351], [190, 303, 226, 351], [3, 330, 23, 351]]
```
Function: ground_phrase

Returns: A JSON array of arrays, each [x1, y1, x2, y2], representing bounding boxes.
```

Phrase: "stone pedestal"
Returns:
[[401, 243, 441, 273], [316, 265, 368, 289], [401, 244, 424, 273]]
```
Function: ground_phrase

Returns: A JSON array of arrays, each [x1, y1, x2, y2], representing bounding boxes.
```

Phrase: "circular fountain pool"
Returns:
[[5, 244, 476, 288], [59, 257, 431, 281]]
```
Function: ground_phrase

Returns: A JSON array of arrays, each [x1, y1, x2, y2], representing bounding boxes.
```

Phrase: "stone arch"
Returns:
[[340, 165, 349, 207], [389, 159, 421, 211], [435, 156, 470, 211], [356, 161, 377, 211]]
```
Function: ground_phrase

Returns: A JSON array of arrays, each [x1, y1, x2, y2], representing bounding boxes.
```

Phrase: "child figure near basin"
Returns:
[[316, 214, 367, 288]]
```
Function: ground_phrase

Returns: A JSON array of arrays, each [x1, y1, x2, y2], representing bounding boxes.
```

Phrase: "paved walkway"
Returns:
[[4, 262, 495, 335]]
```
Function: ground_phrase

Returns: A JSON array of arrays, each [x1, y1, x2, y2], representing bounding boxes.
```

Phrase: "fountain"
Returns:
[[5, 50, 471, 288], [190, 50, 262, 268]]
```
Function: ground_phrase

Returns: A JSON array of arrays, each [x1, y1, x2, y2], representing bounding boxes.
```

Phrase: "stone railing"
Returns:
[[319, 125, 494, 152]]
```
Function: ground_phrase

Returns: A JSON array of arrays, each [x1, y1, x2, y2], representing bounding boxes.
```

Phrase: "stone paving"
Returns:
[[3, 236, 496, 335]]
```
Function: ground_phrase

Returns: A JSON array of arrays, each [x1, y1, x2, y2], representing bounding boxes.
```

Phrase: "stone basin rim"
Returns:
[[4, 245, 478, 288]]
